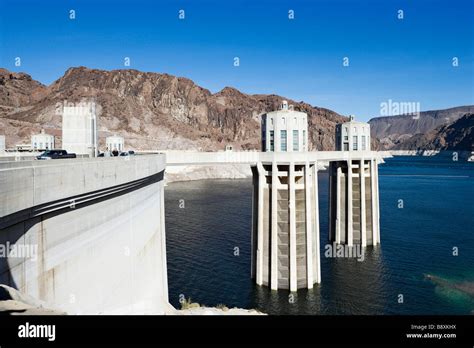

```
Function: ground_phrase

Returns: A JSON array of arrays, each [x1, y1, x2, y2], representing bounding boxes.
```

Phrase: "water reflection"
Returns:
[[321, 246, 388, 314], [251, 283, 323, 315]]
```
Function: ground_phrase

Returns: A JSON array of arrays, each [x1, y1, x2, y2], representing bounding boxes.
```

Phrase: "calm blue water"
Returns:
[[165, 156, 474, 314]]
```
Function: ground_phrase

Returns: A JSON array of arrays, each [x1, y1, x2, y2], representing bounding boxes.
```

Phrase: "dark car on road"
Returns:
[[119, 150, 136, 157], [36, 149, 77, 160]]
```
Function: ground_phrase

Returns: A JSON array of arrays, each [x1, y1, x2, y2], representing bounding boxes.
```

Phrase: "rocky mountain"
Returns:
[[368, 106, 474, 149], [392, 113, 473, 151], [0, 68, 47, 113], [1, 66, 376, 152]]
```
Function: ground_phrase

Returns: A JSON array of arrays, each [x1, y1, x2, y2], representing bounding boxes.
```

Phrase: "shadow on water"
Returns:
[[319, 246, 389, 315], [251, 285, 322, 315]]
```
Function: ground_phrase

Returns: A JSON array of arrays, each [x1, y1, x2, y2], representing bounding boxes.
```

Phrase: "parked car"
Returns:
[[36, 149, 76, 160]]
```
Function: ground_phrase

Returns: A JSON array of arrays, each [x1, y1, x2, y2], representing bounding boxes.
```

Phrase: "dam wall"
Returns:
[[0, 155, 170, 314]]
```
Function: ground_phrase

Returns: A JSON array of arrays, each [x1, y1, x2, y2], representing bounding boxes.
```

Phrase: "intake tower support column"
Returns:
[[251, 159, 321, 291]]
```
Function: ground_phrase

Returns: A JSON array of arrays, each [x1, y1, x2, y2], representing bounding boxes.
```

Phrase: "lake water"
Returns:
[[165, 156, 474, 314]]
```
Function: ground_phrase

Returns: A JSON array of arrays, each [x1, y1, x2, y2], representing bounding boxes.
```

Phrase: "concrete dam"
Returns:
[[0, 155, 171, 314]]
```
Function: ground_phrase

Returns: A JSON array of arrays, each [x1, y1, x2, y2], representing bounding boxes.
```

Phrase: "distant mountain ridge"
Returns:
[[392, 113, 474, 151], [1, 66, 371, 151], [369, 106, 474, 149]]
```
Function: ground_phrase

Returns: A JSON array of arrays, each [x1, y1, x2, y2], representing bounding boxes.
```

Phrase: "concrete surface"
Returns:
[[165, 150, 388, 166], [0, 155, 171, 314]]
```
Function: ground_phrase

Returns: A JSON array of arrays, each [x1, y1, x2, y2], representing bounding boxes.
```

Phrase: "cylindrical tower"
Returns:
[[329, 116, 380, 246], [251, 101, 321, 291]]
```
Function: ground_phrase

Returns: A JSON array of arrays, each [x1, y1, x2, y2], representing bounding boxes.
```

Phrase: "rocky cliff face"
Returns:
[[392, 113, 474, 151], [0, 68, 47, 113], [1, 66, 368, 151], [368, 106, 474, 149]]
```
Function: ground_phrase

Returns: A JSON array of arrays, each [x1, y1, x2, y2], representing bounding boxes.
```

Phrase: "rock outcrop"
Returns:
[[0, 68, 47, 112]]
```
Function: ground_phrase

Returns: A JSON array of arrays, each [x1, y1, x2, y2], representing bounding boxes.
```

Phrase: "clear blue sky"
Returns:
[[1, 0, 473, 120]]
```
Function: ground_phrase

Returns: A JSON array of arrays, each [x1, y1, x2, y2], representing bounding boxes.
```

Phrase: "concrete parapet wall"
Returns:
[[0, 155, 170, 314], [0, 155, 164, 218], [166, 150, 387, 166]]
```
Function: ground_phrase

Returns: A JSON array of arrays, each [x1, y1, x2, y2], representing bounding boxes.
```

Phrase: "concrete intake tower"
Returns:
[[251, 101, 321, 291], [251, 106, 381, 292], [329, 116, 380, 246]]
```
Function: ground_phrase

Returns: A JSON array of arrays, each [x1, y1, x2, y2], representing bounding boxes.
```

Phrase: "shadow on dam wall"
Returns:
[[0, 156, 170, 314]]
